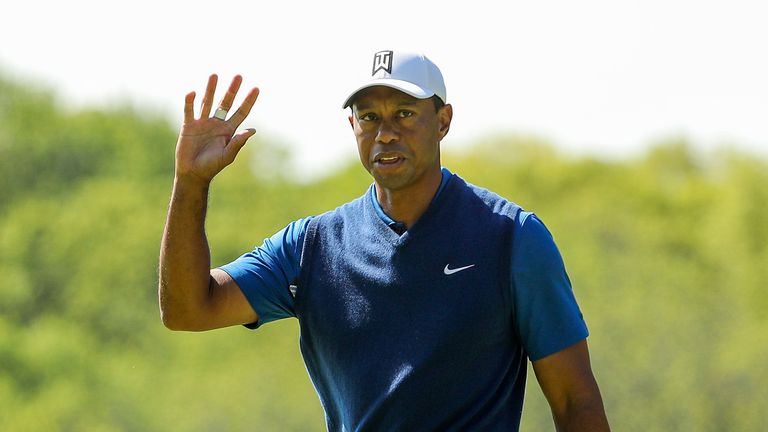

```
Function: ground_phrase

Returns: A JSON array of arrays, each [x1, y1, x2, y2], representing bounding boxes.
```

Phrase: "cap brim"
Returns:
[[342, 79, 434, 108]]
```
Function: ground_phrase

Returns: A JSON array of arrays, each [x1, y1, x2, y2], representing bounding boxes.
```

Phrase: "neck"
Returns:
[[375, 168, 443, 229]]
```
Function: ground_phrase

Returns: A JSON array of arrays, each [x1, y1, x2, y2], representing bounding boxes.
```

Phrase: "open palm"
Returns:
[[175, 74, 260, 183]]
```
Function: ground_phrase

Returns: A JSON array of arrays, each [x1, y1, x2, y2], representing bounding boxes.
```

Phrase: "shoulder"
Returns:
[[446, 175, 563, 268], [511, 212, 566, 273], [278, 217, 314, 245], [310, 189, 371, 228], [233, 216, 316, 270], [452, 175, 524, 221]]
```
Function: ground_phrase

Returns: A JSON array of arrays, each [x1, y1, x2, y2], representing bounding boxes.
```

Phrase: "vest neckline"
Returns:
[[364, 174, 460, 246]]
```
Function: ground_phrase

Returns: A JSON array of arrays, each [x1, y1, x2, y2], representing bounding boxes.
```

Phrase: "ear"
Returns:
[[437, 104, 453, 141], [348, 115, 355, 129]]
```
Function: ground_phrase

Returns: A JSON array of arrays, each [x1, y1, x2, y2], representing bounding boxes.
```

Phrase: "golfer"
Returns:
[[159, 50, 610, 431]]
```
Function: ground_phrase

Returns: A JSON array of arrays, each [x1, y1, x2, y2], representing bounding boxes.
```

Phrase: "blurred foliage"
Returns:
[[1, 73, 766, 431]]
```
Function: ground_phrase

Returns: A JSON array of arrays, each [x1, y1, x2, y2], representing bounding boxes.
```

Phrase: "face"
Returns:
[[349, 86, 452, 192]]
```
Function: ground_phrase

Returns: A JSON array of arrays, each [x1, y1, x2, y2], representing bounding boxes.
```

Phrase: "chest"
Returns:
[[296, 221, 514, 354]]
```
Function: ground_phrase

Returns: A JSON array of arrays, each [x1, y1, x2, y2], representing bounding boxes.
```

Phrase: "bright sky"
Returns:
[[2, 0, 766, 177]]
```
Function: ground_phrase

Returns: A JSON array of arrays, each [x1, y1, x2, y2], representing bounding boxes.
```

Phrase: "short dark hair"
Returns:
[[349, 94, 446, 114], [431, 95, 445, 112]]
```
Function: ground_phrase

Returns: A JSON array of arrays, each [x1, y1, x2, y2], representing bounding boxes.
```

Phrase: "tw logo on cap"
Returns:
[[372, 50, 393, 75]]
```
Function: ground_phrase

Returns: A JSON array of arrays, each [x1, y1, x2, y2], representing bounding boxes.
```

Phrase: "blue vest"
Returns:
[[295, 174, 526, 431]]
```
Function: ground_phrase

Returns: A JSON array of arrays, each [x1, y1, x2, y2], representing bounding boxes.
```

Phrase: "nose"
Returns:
[[375, 118, 399, 144]]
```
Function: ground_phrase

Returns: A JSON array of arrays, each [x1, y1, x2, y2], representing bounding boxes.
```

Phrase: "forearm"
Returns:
[[534, 341, 610, 432], [158, 175, 214, 330], [553, 396, 610, 432]]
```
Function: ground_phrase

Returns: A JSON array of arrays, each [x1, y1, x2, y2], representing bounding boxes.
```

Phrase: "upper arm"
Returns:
[[193, 269, 259, 331], [513, 214, 608, 428], [217, 217, 312, 328], [175, 218, 311, 332], [511, 213, 588, 360], [163, 268, 258, 332]]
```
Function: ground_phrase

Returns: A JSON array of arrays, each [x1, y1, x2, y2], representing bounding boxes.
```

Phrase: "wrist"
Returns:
[[173, 172, 212, 197]]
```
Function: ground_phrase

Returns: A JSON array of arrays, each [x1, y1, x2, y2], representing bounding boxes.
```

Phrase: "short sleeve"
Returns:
[[510, 212, 588, 361], [218, 217, 313, 328]]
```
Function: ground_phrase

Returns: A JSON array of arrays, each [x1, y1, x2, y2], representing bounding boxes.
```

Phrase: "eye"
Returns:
[[359, 112, 378, 122], [397, 110, 414, 118]]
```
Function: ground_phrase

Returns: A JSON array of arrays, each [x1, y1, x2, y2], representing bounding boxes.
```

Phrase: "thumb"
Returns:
[[223, 128, 256, 163]]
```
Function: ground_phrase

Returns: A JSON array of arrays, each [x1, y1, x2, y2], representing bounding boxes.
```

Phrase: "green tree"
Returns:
[[1, 72, 766, 430]]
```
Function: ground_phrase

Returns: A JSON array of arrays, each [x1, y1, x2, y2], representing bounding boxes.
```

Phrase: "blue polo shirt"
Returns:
[[220, 168, 587, 362]]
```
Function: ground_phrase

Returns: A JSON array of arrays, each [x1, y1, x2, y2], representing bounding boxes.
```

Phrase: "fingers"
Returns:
[[184, 91, 196, 123], [228, 87, 260, 128], [218, 75, 243, 112], [186, 74, 257, 124], [200, 74, 218, 119]]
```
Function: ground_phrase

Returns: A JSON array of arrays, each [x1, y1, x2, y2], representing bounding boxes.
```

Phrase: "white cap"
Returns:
[[342, 50, 447, 108]]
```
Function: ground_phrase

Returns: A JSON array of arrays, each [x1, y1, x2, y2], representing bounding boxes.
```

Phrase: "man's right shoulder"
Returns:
[[308, 191, 370, 225]]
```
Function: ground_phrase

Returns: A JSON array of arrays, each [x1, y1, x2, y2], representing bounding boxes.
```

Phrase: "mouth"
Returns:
[[373, 153, 405, 166], [376, 156, 403, 165]]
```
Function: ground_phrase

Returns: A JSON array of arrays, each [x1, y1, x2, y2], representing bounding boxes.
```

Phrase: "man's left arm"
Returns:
[[510, 212, 609, 430], [532, 339, 610, 431]]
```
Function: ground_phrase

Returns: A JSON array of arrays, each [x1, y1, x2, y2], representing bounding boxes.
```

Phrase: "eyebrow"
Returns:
[[353, 98, 421, 112]]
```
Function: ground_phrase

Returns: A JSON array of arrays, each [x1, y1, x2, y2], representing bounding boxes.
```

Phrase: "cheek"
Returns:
[[355, 134, 372, 164], [354, 126, 375, 146], [411, 119, 441, 152]]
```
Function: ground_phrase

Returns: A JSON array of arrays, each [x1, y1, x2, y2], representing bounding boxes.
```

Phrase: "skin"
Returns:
[[533, 340, 611, 431], [348, 86, 452, 228], [158, 76, 610, 430], [158, 74, 258, 331]]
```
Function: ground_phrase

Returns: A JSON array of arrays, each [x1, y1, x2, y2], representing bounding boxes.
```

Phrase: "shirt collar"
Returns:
[[370, 167, 452, 232]]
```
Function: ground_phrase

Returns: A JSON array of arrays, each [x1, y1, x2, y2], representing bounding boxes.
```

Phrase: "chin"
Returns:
[[370, 171, 414, 191]]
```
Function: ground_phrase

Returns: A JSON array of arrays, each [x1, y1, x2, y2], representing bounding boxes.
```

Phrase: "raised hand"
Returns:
[[175, 74, 260, 184]]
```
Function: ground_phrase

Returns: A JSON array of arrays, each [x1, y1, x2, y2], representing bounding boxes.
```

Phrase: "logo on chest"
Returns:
[[443, 263, 476, 275]]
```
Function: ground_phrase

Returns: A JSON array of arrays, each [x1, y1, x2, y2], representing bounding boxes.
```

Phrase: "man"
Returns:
[[159, 51, 610, 431]]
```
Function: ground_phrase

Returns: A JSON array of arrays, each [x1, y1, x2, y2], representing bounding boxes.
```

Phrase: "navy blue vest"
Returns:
[[295, 174, 526, 431]]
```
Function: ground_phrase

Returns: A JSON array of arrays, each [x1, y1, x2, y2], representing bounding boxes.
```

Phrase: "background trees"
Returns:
[[1, 74, 765, 430]]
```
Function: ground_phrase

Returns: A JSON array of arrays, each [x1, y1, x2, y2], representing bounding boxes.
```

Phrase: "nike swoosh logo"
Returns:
[[443, 264, 476, 275]]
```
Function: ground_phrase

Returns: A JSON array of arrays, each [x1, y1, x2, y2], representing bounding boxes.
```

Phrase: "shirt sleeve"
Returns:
[[218, 217, 313, 328], [510, 212, 589, 361]]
